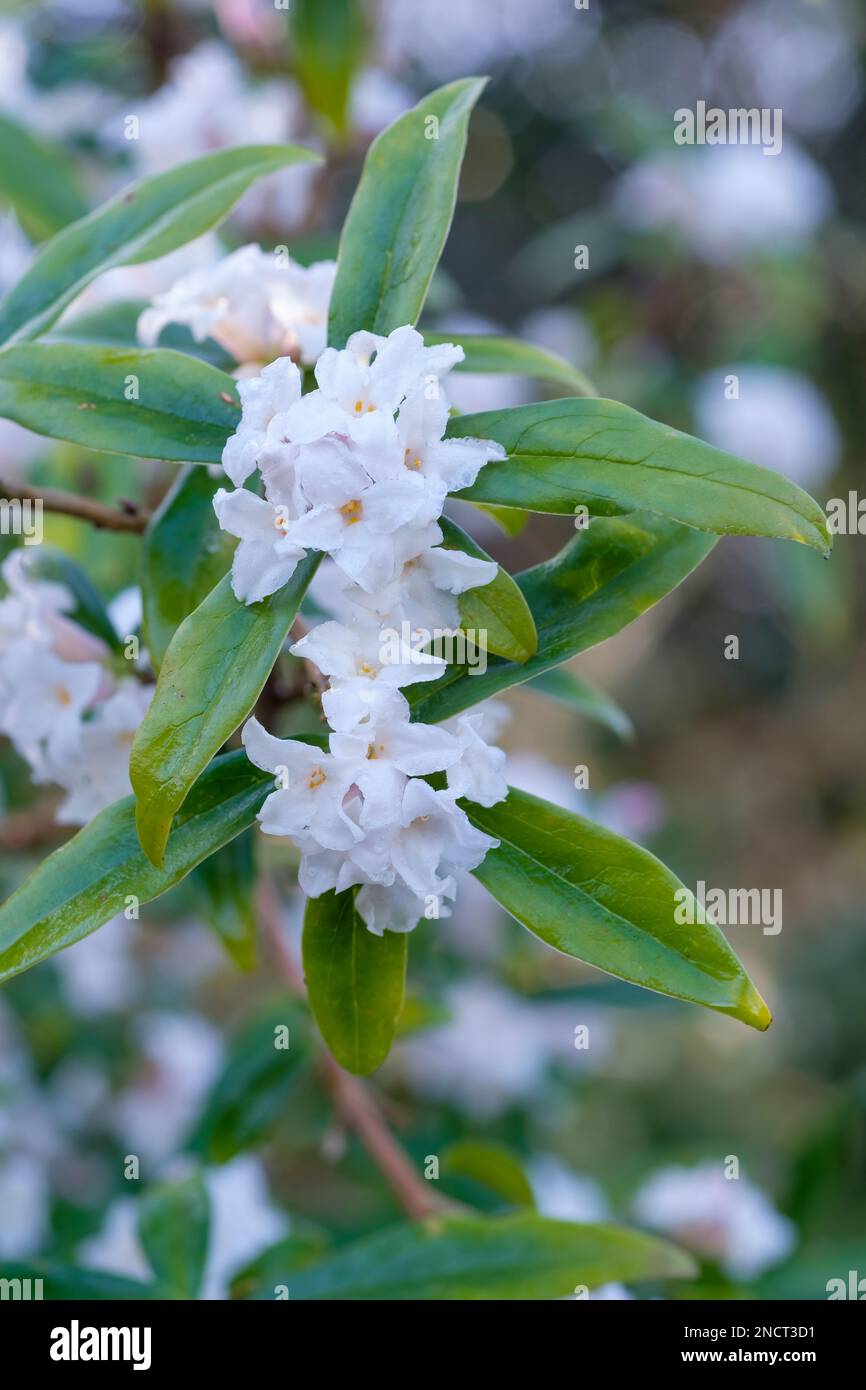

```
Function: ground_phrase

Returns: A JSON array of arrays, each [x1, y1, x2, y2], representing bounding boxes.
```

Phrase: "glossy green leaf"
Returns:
[[189, 831, 257, 971], [441, 1141, 535, 1210], [526, 667, 633, 740], [0, 112, 88, 241], [141, 465, 233, 672], [0, 752, 271, 985], [291, 0, 365, 136], [303, 889, 408, 1075], [131, 556, 320, 868], [425, 331, 596, 397], [467, 786, 772, 1030], [0, 144, 320, 345], [453, 398, 831, 554], [0, 343, 239, 461], [26, 545, 120, 651], [328, 78, 486, 347], [283, 1213, 695, 1299], [138, 1174, 210, 1300], [408, 513, 715, 724], [190, 1005, 309, 1163], [0, 1263, 159, 1301], [438, 516, 536, 663]]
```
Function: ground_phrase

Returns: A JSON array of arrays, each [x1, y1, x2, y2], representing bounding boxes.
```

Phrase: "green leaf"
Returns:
[[438, 516, 536, 663], [291, 0, 365, 136], [282, 1213, 696, 1299], [0, 144, 321, 346], [53, 298, 235, 369], [408, 513, 715, 724], [328, 78, 486, 347], [0, 1263, 159, 1301], [425, 332, 596, 397], [131, 557, 320, 868], [0, 343, 239, 461], [303, 889, 408, 1075], [453, 397, 831, 555], [25, 545, 121, 651], [441, 1141, 535, 1210], [0, 751, 271, 985], [526, 667, 633, 741], [467, 786, 772, 1030], [190, 1005, 308, 1163], [190, 831, 258, 971], [0, 112, 88, 241], [467, 502, 529, 538], [230, 1226, 333, 1299], [138, 1174, 210, 1300], [141, 465, 233, 672]]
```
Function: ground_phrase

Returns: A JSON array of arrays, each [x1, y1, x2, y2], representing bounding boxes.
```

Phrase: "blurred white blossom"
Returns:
[[693, 365, 841, 490], [633, 1162, 796, 1279]]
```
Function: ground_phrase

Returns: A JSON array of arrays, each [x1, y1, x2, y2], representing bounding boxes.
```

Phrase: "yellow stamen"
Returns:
[[353, 399, 364, 414], [307, 767, 327, 790], [366, 742, 386, 760], [404, 448, 423, 470], [56, 685, 72, 707], [358, 662, 377, 678], [340, 498, 363, 524]]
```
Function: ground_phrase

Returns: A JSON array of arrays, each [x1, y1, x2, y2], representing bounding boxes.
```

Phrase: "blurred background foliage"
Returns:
[[0, 0, 864, 1299]]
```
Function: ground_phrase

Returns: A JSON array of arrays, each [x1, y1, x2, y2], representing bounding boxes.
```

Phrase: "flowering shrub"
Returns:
[[0, 73, 833, 1299]]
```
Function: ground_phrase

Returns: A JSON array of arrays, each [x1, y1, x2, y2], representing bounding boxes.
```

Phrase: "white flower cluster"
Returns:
[[138, 245, 336, 371], [0, 552, 151, 825], [216, 325, 511, 934]]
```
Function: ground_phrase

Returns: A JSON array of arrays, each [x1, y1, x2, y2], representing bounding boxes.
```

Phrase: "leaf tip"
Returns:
[[739, 980, 773, 1032]]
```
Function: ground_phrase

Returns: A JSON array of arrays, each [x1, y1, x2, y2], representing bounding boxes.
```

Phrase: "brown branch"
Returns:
[[1, 479, 150, 533], [0, 799, 70, 851], [258, 875, 446, 1222]]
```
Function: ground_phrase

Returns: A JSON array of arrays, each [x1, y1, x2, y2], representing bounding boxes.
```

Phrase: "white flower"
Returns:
[[329, 691, 463, 831], [213, 487, 307, 604], [221, 355, 304, 487], [376, 776, 495, 888], [286, 460, 446, 594], [444, 711, 509, 807], [242, 717, 362, 852], [632, 1162, 797, 1280], [42, 682, 154, 825], [309, 325, 464, 432], [396, 385, 505, 492], [350, 540, 498, 632], [138, 244, 336, 369], [290, 617, 446, 732], [0, 550, 109, 663], [0, 646, 101, 762], [216, 328, 503, 603]]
